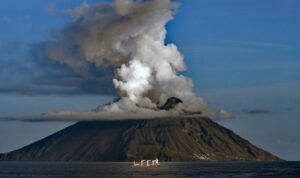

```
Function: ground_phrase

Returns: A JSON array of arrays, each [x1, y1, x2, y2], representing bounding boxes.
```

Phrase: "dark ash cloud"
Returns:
[[242, 108, 271, 115], [0, 41, 116, 96]]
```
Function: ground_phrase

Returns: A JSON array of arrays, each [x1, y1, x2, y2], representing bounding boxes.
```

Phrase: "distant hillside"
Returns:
[[0, 117, 280, 161]]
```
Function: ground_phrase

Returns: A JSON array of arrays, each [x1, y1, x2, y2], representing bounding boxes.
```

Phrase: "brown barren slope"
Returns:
[[0, 117, 280, 161]]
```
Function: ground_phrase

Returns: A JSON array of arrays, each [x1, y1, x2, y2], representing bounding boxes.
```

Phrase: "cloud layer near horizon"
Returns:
[[1, 110, 203, 122]]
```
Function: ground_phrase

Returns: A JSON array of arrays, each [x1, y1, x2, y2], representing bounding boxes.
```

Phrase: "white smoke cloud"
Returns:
[[113, 60, 152, 103], [214, 109, 235, 121], [15, 0, 210, 120]]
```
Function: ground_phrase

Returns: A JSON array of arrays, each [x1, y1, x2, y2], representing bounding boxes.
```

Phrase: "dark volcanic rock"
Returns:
[[159, 97, 183, 110], [0, 117, 280, 161]]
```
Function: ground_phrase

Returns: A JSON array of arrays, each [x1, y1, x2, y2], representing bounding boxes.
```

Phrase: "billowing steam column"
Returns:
[[43, 0, 208, 115]]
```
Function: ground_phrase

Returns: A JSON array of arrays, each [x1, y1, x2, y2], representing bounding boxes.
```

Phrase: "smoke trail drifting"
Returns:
[[43, 0, 208, 115]]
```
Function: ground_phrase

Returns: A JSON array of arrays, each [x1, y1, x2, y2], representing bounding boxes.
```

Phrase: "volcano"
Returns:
[[0, 117, 280, 161]]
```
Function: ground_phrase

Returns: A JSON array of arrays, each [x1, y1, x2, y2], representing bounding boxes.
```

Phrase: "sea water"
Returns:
[[0, 161, 299, 178]]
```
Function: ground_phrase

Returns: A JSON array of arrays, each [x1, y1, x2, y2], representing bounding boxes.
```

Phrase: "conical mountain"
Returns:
[[0, 117, 280, 161]]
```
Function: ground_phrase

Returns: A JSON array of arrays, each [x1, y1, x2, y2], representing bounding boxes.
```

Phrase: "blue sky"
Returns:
[[0, 0, 299, 160]]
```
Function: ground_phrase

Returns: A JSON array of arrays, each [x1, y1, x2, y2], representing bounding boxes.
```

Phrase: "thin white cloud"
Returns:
[[222, 40, 300, 50], [2, 16, 12, 24], [213, 109, 235, 121], [46, 3, 56, 14]]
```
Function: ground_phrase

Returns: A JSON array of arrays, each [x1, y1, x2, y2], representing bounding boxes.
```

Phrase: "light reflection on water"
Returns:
[[0, 161, 299, 178]]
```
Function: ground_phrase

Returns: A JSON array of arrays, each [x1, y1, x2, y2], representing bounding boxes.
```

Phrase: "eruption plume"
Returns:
[[43, 0, 208, 116]]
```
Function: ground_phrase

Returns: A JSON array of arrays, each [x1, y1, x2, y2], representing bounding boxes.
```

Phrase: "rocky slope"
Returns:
[[0, 117, 280, 161]]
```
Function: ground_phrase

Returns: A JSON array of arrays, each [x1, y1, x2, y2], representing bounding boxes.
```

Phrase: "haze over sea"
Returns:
[[0, 161, 299, 178]]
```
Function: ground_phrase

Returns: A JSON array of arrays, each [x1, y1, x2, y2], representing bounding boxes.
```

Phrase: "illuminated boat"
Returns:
[[133, 158, 160, 167]]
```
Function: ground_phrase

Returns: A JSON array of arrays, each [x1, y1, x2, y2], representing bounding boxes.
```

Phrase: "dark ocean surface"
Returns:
[[0, 161, 299, 178]]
